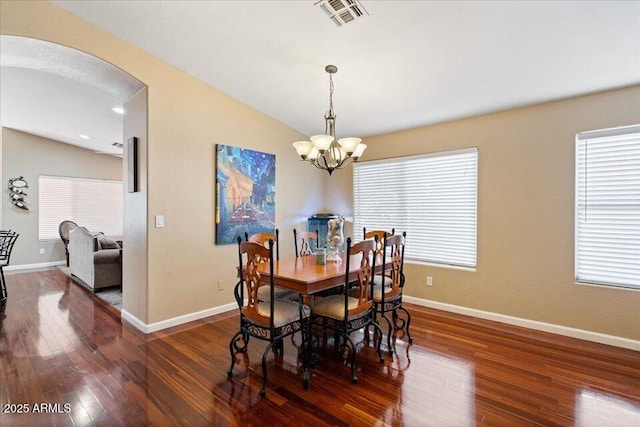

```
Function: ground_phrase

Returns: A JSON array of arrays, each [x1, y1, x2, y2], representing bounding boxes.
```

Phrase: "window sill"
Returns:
[[406, 260, 476, 273], [575, 281, 640, 292]]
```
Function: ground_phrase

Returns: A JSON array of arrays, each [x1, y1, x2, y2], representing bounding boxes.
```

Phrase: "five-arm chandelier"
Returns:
[[292, 65, 366, 175]]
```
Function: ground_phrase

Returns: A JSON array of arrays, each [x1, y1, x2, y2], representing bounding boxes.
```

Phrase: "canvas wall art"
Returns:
[[215, 144, 276, 244]]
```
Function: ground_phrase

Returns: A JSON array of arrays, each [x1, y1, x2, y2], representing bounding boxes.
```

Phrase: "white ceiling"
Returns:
[[0, 36, 143, 155], [1, 66, 126, 155], [2, 1, 639, 152]]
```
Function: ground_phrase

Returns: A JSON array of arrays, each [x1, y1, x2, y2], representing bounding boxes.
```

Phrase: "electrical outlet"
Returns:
[[218, 280, 224, 291], [427, 276, 433, 286], [39, 248, 45, 254]]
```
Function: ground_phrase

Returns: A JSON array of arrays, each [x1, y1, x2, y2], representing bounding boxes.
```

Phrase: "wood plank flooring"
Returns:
[[1, 268, 639, 426]]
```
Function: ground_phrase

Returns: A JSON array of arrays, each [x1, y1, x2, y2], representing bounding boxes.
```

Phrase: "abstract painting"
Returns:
[[215, 144, 276, 244]]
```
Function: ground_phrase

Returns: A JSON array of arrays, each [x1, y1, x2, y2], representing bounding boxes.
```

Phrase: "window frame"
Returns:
[[38, 175, 124, 241], [574, 125, 640, 290], [353, 147, 478, 270]]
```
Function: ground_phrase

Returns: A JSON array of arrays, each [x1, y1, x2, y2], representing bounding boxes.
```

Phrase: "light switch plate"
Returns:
[[155, 215, 165, 228]]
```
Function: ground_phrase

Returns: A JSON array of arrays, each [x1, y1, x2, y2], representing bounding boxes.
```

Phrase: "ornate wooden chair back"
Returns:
[[293, 229, 318, 257], [245, 229, 279, 260], [381, 232, 406, 299], [344, 237, 377, 318], [237, 238, 274, 328], [363, 227, 394, 264]]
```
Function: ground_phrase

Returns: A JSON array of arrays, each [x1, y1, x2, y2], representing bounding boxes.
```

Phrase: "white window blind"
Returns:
[[354, 147, 477, 268], [575, 125, 640, 289], [39, 176, 123, 240]]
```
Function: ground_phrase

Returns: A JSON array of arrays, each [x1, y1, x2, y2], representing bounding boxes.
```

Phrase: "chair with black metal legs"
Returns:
[[311, 237, 384, 384], [227, 237, 311, 396], [372, 231, 412, 357], [0, 230, 19, 305], [293, 228, 318, 258]]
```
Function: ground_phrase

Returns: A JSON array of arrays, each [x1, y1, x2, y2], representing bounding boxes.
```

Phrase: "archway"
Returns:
[[0, 35, 148, 316]]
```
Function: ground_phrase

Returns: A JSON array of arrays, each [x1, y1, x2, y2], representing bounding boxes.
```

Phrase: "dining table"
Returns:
[[255, 252, 366, 296]]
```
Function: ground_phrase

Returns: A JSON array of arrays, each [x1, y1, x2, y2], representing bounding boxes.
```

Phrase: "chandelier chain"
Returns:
[[328, 73, 334, 116]]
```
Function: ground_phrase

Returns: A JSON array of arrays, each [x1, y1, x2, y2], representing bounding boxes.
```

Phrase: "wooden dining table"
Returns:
[[256, 253, 365, 296]]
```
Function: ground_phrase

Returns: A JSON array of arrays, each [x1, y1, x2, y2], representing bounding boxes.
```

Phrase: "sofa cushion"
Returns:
[[94, 249, 121, 264], [97, 234, 120, 250]]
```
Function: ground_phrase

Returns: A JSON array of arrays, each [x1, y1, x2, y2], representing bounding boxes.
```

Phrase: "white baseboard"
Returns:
[[403, 296, 640, 351], [4, 260, 66, 272], [121, 302, 238, 334]]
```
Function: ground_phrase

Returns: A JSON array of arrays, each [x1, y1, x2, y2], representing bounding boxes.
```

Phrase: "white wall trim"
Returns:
[[121, 302, 237, 334], [4, 260, 65, 272], [404, 296, 640, 351]]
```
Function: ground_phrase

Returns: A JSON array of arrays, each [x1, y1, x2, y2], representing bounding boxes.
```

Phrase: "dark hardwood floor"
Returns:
[[1, 268, 639, 426]]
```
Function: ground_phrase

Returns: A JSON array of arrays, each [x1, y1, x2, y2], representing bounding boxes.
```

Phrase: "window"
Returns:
[[354, 147, 478, 269], [575, 125, 640, 290], [39, 176, 123, 240]]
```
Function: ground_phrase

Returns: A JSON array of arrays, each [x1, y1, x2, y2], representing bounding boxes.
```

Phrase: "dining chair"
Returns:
[[293, 228, 318, 258], [0, 230, 19, 305], [245, 229, 279, 260], [363, 228, 396, 289], [363, 227, 395, 240], [228, 237, 311, 396], [363, 227, 394, 264], [311, 237, 384, 384], [58, 220, 78, 267], [245, 229, 297, 302], [372, 231, 411, 357]]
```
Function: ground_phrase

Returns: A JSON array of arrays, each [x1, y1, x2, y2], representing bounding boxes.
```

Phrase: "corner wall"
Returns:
[[332, 85, 640, 341]]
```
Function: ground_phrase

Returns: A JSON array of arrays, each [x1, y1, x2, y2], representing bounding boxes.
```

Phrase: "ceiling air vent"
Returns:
[[315, 0, 368, 27], [112, 142, 124, 149]]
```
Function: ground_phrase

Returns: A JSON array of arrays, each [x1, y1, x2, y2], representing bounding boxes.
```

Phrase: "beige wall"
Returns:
[[1, 128, 123, 266], [3, 1, 638, 341], [332, 86, 640, 341], [1, 0, 326, 324]]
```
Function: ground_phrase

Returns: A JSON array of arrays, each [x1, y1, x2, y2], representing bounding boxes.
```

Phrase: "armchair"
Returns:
[[69, 226, 121, 291]]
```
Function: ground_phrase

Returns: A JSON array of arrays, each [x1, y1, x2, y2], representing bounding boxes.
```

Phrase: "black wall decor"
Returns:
[[127, 137, 138, 193], [8, 176, 30, 211]]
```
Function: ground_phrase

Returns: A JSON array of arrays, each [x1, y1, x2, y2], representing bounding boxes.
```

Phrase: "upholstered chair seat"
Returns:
[[349, 284, 397, 303], [257, 285, 298, 302], [372, 275, 393, 287], [255, 299, 310, 327], [312, 295, 360, 320]]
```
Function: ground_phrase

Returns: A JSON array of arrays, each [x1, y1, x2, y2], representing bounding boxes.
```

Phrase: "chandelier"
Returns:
[[292, 65, 366, 175]]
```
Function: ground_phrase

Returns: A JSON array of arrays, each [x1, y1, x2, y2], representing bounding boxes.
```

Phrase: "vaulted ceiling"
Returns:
[[2, 1, 639, 152]]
